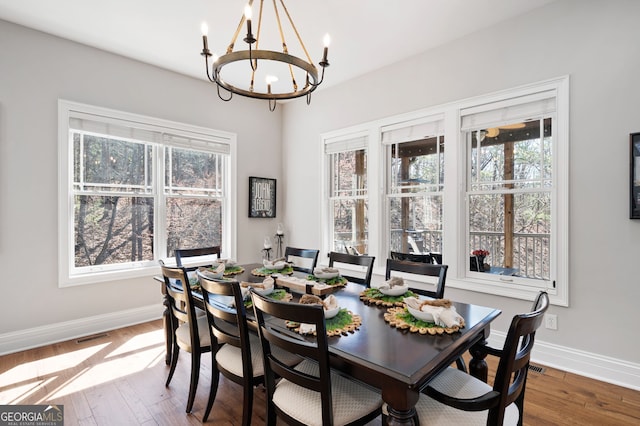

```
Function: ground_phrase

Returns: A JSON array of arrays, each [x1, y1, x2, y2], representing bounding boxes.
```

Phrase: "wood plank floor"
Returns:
[[1, 320, 639, 425]]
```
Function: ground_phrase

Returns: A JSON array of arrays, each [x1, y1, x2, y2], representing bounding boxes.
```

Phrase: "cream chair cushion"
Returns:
[[216, 333, 301, 377], [415, 367, 520, 425], [174, 316, 210, 352], [272, 359, 382, 426]]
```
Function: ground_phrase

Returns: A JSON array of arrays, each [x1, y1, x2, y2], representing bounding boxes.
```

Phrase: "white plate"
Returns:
[[264, 260, 286, 270], [406, 305, 434, 322], [254, 286, 274, 296], [324, 306, 340, 319], [378, 285, 409, 296], [313, 267, 339, 279]]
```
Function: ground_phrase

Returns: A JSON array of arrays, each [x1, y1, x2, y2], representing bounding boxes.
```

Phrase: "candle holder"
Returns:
[[263, 236, 273, 260], [262, 247, 272, 261], [275, 223, 285, 258]]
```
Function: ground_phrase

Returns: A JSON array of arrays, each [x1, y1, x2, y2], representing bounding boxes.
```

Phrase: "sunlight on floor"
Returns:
[[0, 328, 166, 404]]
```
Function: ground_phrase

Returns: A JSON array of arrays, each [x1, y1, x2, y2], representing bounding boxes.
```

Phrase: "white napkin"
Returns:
[[298, 323, 316, 334], [404, 297, 464, 328]]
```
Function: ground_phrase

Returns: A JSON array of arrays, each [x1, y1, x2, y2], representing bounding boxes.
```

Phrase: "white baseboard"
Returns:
[[488, 332, 640, 391], [0, 305, 163, 356]]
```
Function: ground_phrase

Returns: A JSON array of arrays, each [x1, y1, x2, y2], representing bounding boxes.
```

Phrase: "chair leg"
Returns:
[[241, 380, 254, 426], [202, 354, 220, 422], [185, 351, 201, 413], [165, 342, 180, 387]]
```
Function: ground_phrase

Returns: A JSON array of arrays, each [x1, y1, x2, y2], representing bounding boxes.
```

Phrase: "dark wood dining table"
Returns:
[[155, 263, 501, 425]]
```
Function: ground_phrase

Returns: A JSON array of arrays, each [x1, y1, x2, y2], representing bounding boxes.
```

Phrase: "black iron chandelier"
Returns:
[[200, 0, 330, 111]]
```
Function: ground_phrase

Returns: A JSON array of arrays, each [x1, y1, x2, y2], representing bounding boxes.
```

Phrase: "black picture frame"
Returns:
[[631, 133, 640, 219], [249, 176, 276, 218]]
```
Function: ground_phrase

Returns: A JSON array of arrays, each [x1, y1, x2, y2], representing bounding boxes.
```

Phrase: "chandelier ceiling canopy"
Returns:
[[200, 0, 330, 111]]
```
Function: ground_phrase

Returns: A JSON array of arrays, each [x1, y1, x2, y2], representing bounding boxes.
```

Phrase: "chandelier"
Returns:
[[200, 0, 330, 111]]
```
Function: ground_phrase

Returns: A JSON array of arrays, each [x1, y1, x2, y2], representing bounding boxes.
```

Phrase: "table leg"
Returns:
[[385, 405, 417, 425], [468, 340, 489, 382]]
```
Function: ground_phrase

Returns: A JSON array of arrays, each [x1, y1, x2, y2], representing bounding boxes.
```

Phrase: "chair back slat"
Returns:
[[385, 258, 448, 299], [175, 246, 221, 271], [390, 251, 433, 263], [284, 247, 319, 274], [328, 251, 375, 286]]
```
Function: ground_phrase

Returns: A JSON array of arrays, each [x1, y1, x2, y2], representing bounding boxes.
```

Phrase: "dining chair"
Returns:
[[175, 246, 221, 271], [328, 251, 375, 287], [160, 264, 211, 414], [390, 251, 433, 263], [284, 246, 319, 274], [385, 258, 448, 299], [416, 291, 550, 425], [196, 271, 302, 425], [250, 290, 383, 426]]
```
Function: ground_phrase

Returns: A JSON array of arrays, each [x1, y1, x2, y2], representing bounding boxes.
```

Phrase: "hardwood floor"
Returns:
[[1, 320, 638, 425]]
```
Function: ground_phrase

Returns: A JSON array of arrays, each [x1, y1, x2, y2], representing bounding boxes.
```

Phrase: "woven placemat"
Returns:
[[383, 306, 463, 335], [285, 310, 362, 337]]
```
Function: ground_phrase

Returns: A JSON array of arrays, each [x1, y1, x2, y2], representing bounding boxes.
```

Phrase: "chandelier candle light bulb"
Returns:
[[244, 5, 255, 43], [321, 34, 330, 65], [201, 22, 209, 53]]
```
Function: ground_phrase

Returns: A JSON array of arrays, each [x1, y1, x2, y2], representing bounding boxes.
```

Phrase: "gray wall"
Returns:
[[282, 0, 640, 377], [0, 20, 282, 334]]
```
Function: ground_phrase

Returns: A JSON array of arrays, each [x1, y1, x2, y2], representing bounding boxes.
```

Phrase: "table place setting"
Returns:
[[384, 298, 465, 335], [305, 267, 348, 286], [285, 294, 362, 337], [360, 277, 419, 307], [240, 277, 292, 308], [251, 257, 294, 276]]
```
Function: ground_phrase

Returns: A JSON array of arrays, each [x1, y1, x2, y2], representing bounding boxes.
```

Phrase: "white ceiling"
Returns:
[[0, 0, 556, 93]]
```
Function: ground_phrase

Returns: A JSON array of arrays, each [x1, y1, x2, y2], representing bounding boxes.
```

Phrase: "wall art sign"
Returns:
[[249, 176, 276, 218]]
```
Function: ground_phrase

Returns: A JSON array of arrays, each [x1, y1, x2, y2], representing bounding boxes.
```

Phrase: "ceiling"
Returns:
[[0, 0, 556, 93]]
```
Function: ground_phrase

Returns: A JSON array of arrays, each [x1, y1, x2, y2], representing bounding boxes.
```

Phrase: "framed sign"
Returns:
[[249, 177, 276, 218], [631, 133, 640, 219]]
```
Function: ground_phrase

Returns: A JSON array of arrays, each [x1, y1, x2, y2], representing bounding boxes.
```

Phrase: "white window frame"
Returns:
[[58, 100, 237, 287], [321, 76, 569, 306]]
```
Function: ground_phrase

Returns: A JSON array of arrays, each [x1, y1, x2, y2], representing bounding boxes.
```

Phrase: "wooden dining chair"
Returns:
[[196, 272, 302, 425], [390, 251, 433, 263], [328, 251, 375, 287], [284, 246, 319, 274], [175, 246, 221, 271], [250, 290, 383, 426], [416, 291, 550, 425], [385, 258, 448, 299], [160, 264, 211, 414]]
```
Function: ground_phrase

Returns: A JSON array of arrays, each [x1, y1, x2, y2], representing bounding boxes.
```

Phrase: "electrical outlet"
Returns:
[[545, 313, 558, 330]]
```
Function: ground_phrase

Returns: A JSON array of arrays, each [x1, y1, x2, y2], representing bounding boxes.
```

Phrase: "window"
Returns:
[[322, 76, 568, 305], [58, 100, 236, 286], [325, 134, 369, 254], [382, 117, 444, 257]]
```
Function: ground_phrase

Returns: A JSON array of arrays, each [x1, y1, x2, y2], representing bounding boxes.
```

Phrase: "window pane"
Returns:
[[166, 197, 222, 256], [328, 148, 368, 254], [467, 118, 552, 280], [468, 192, 550, 280], [166, 147, 224, 196], [389, 195, 442, 254], [330, 198, 368, 254], [330, 150, 367, 197], [74, 195, 154, 267], [75, 134, 152, 192], [391, 136, 444, 193]]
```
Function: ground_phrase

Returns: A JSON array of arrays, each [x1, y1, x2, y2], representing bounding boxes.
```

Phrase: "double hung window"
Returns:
[[382, 117, 444, 257], [58, 101, 236, 286], [325, 134, 369, 254]]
